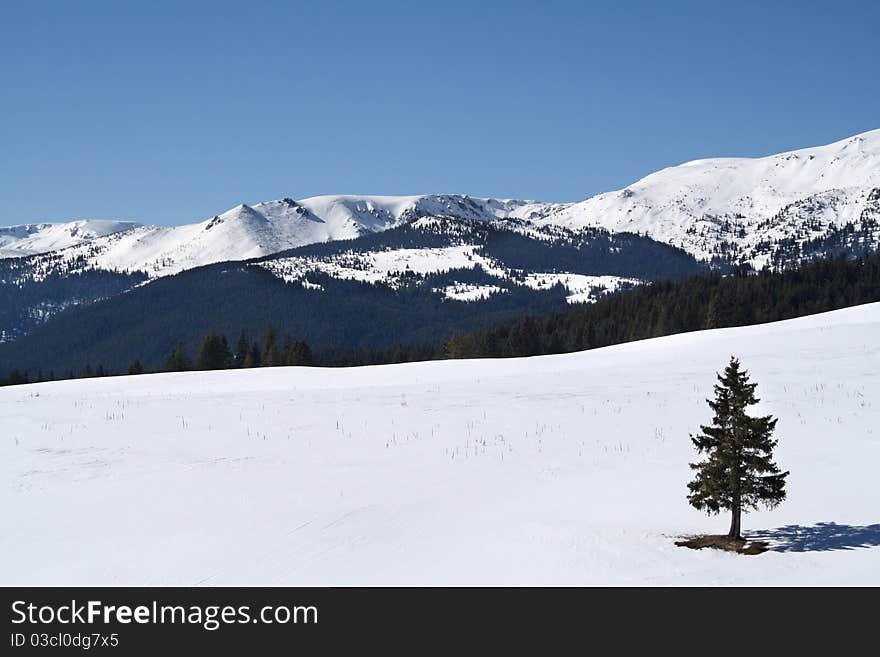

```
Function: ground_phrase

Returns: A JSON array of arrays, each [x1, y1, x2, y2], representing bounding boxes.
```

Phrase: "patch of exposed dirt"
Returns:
[[675, 534, 769, 555]]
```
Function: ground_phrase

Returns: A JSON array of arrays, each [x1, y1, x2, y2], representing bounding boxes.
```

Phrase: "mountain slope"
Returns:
[[3, 130, 878, 277], [2, 195, 562, 279], [0, 220, 140, 258], [0, 218, 706, 373], [13, 199, 370, 279], [3, 303, 878, 584], [539, 129, 880, 265]]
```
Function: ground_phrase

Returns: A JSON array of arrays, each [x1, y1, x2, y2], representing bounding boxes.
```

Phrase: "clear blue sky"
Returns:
[[1, 0, 877, 226]]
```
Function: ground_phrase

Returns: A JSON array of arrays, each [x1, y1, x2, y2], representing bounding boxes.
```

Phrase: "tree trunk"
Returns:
[[729, 456, 742, 540], [727, 504, 741, 540]]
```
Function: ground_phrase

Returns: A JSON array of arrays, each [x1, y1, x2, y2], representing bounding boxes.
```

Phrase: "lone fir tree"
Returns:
[[687, 357, 788, 540]]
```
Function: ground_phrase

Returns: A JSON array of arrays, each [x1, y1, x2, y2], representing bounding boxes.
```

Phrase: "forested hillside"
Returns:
[[2, 252, 879, 384]]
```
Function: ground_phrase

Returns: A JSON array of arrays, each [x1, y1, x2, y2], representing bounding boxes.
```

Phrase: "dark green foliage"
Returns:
[[234, 329, 249, 367], [687, 358, 788, 539], [244, 341, 261, 368], [195, 332, 233, 371], [164, 342, 192, 372], [261, 325, 280, 367], [127, 359, 144, 375], [0, 261, 146, 341], [479, 227, 703, 280], [3, 368, 27, 386], [0, 264, 569, 374], [285, 337, 312, 366], [436, 254, 880, 361]]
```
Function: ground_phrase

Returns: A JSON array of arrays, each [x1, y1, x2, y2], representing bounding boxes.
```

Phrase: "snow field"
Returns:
[[1, 303, 878, 584]]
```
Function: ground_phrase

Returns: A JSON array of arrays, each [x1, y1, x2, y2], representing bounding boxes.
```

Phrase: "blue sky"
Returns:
[[1, 0, 877, 226]]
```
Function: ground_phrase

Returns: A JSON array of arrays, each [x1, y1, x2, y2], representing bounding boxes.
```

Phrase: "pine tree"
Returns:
[[7, 368, 26, 386], [506, 316, 540, 357], [287, 339, 313, 366], [444, 331, 473, 359], [234, 329, 250, 367], [687, 357, 789, 539], [244, 341, 261, 368], [127, 359, 144, 375], [282, 333, 294, 363], [164, 342, 192, 372], [582, 321, 596, 349], [261, 325, 279, 367], [196, 332, 233, 371]]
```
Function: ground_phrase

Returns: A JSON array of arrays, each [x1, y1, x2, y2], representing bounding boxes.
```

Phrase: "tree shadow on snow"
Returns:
[[748, 522, 880, 553]]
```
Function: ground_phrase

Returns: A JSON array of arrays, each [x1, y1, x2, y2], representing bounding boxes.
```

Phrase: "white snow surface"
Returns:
[[433, 283, 507, 301], [262, 244, 483, 288], [0, 220, 140, 258], [2, 303, 879, 585], [521, 273, 640, 304]]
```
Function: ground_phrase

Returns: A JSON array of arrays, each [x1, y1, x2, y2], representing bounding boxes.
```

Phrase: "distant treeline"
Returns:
[[0, 325, 314, 385], [2, 253, 879, 386], [437, 253, 880, 360], [0, 264, 572, 376]]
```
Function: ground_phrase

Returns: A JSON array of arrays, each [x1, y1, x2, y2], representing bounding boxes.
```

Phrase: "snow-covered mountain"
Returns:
[[0, 220, 140, 258], [0, 195, 563, 279], [539, 129, 880, 266], [298, 193, 562, 230], [1, 130, 878, 343], [0, 204, 698, 344], [4, 303, 878, 585], [2, 129, 878, 277]]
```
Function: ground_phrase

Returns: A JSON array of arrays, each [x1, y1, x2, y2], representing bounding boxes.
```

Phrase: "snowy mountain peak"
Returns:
[[2, 129, 878, 273], [0, 219, 141, 258], [253, 198, 324, 224], [538, 129, 880, 265], [295, 193, 564, 232]]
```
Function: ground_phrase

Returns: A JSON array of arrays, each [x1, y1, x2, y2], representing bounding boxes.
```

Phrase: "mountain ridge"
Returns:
[[2, 129, 878, 273], [1, 129, 877, 345], [537, 129, 880, 265]]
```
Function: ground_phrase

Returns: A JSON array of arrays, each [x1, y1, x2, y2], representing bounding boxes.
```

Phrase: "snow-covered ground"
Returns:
[[261, 245, 637, 302], [521, 272, 640, 303], [2, 304, 878, 585], [262, 244, 483, 288]]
